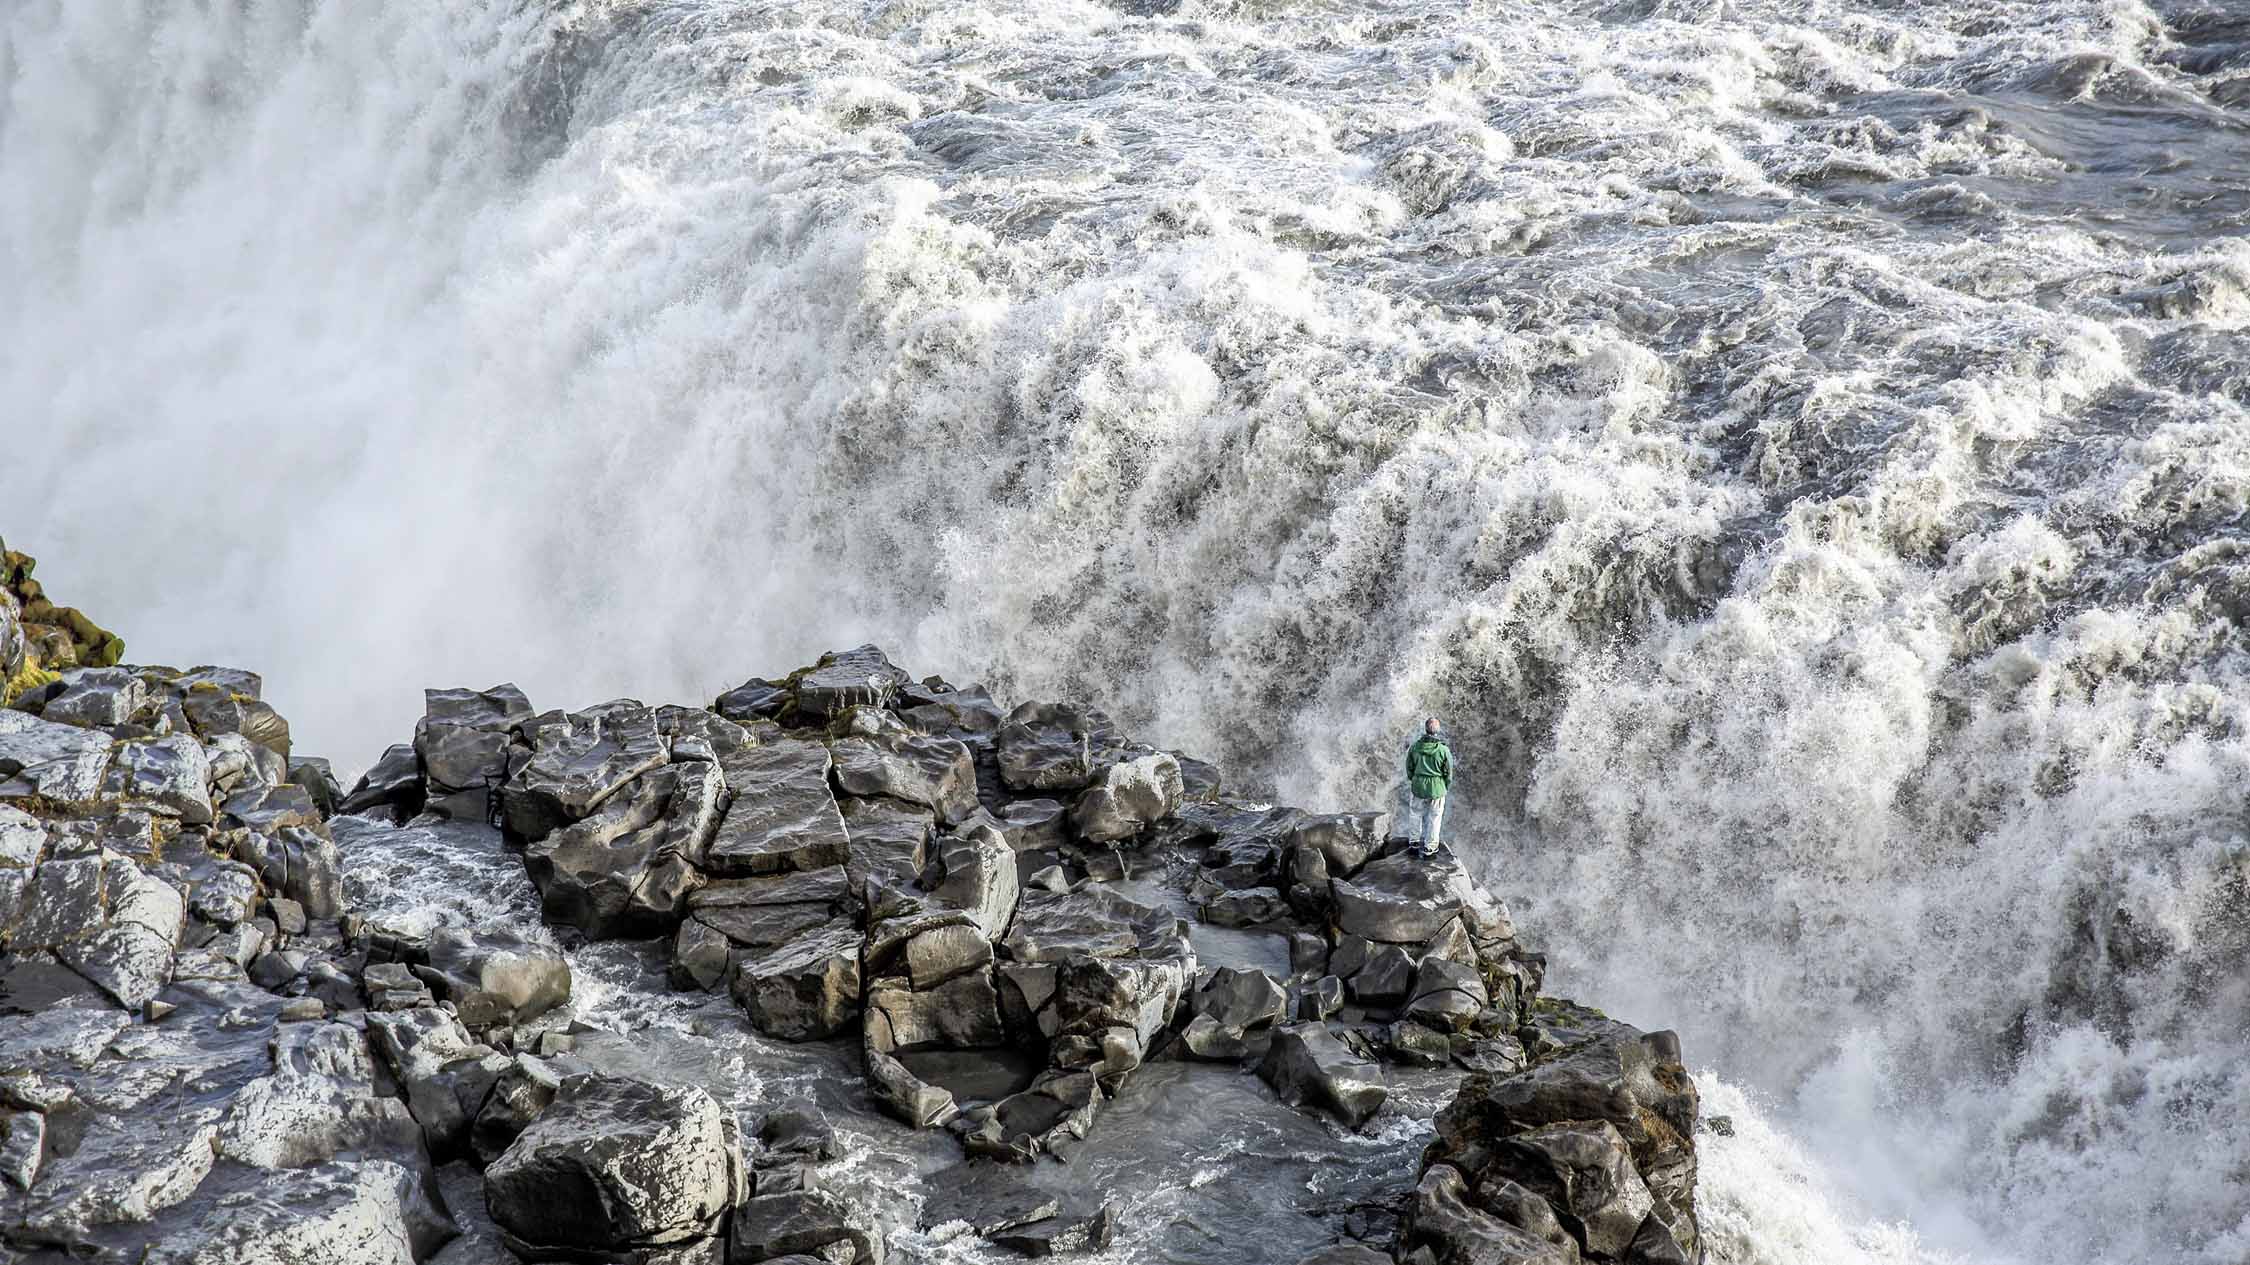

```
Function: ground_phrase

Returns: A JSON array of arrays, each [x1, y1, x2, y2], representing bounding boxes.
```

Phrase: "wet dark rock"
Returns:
[[868, 972, 1007, 1051], [526, 762, 723, 938], [731, 1187, 883, 1264], [714, 677, 790, 724], [422, 925, 570, 1028], [831, 730, 978, 825], [470, 1054, 562, 1165], [1173, 754, 1223, 802], [226, 825, 343, 919], [707, 740, 849, 876], [1069, 753, 1183, 843], [990, 1203, 1118, 1257], [1200, 885, 1289, 929], [501, 702, 668, 842], [41, 667, 150, 728], [338, 743, 425, 819], [792, 644, 910, 724], [1347, 944, 1415, 1007], [1195, 966, 1289, 1030], [486, 1072, 734, 1256], [756, 1102, 839, 1163], [905, 921, 994, 990], [416, 684, 533, 820], [1425, 1019, 1702, 1262], [1499, 1120, 1653, 1259], [178, 681, 292, 760], [928, 833, 1020, 940], [1401, 1164, 1578, 1265], [1290, 813, 1388, 877], [897, 682, 1006, 735], [285, 757, 341, 818], [142, 1158, 456, 1265], [994, 703, 1100, 793], [1407, 958, 1490, 1033], [731, 923, 864, 1040], [839, 795, 932, 918], [867, 1042, 957, 1129], [0, 710, 114, 808], [1258, 1023, 1387, 1129], [1332, 852, 1471, 944]]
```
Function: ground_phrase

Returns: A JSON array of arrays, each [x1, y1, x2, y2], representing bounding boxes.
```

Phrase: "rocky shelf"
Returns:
[[0, 541, 1708, 1265]]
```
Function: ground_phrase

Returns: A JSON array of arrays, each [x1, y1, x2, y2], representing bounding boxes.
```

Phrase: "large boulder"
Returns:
[[414, 683, 534, 819], [54, 853, 186, 1009], [1330, 851, 1471, 944], [994, 703, 1101, 793], [731, 923, 864, 1040], [142, 1159, 456, 1265], [485, 1074, 735, 1256], [707, 740, 849, 876], [339, 743, 425, 819], [1257, 1024, 1386, 1129], [792, 645, 910, 723], [732, 1188, 883, 1264], [1069, 754, 1183, 843], [1425, 1020, 1702, 1263], [830, 731, 977, 826], [39, 667, 149, 729], [1400, 1164, 1579, 1265], [0, 710, 113, 808], [501, 702, 668, 841], [525, 762, 722, 938], [423, 925, 570, 1028]]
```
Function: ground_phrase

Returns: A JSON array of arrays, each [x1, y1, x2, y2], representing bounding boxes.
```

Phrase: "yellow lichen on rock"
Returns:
[[0, 536, 125, 703]]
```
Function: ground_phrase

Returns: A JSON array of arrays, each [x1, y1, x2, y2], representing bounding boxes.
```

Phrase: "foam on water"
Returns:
[[10, 0, 2250, 1260]]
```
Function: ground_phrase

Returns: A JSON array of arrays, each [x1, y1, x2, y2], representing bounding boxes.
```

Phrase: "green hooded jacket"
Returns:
[[1406, 734, 1453, 801]]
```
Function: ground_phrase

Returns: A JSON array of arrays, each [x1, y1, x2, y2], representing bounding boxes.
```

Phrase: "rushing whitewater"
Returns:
[[6, 0, 2247, 1261]]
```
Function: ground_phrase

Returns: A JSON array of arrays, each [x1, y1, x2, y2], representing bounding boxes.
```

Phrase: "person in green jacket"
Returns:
[[1405, 717, 1453, 856]]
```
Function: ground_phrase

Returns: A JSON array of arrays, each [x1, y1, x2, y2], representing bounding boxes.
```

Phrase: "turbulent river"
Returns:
[[6, 1, 2248, 1262]]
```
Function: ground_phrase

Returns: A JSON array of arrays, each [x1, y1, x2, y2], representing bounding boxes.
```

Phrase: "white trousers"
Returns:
[[1413, 795, 1446, 848]]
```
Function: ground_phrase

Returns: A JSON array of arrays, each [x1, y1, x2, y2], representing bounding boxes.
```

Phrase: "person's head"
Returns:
[[1425, 717, 1440, 735]]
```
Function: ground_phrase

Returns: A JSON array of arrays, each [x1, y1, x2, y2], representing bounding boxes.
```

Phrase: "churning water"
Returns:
[[6, 1, 2248, 1261]]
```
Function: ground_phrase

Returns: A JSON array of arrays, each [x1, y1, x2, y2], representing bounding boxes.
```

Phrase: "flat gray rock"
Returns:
[[708, 740, 849, 876], [1258, 1023, 1387, 1129]]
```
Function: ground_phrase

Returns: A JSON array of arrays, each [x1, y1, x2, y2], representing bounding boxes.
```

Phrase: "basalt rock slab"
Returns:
[[1069, 753, 1183, 843], [730, 923, 864, 1041], [994, 703, 1101, 793], [526, 761, 723, 938], [1407, 957, 1490, 1033], [40, 667, 149, 729], [731, 1188, 883, 1265], [340, 743, 425, 820], [486, 1073, 734, 1257], [792, 645, 910, 724], [422, 925, 570, 1029], [0, 710, 113, 808], [1400, 1164, 1579, 1265], [1258, 1023, 1387, 1129], [707, 740, 849, 876], [1425, 1020, 1702, 1262], [501, 702, 668, 842], [1331, 851, 1473, 945], [1290, 812, 1388, 877], [106, 735, 213, 824], [830, 731, 977, 826]]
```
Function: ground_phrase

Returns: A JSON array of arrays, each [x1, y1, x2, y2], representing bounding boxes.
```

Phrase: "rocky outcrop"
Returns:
[[0, 546, 1701, 1265], [1404, 1007, 1704, 1265]]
